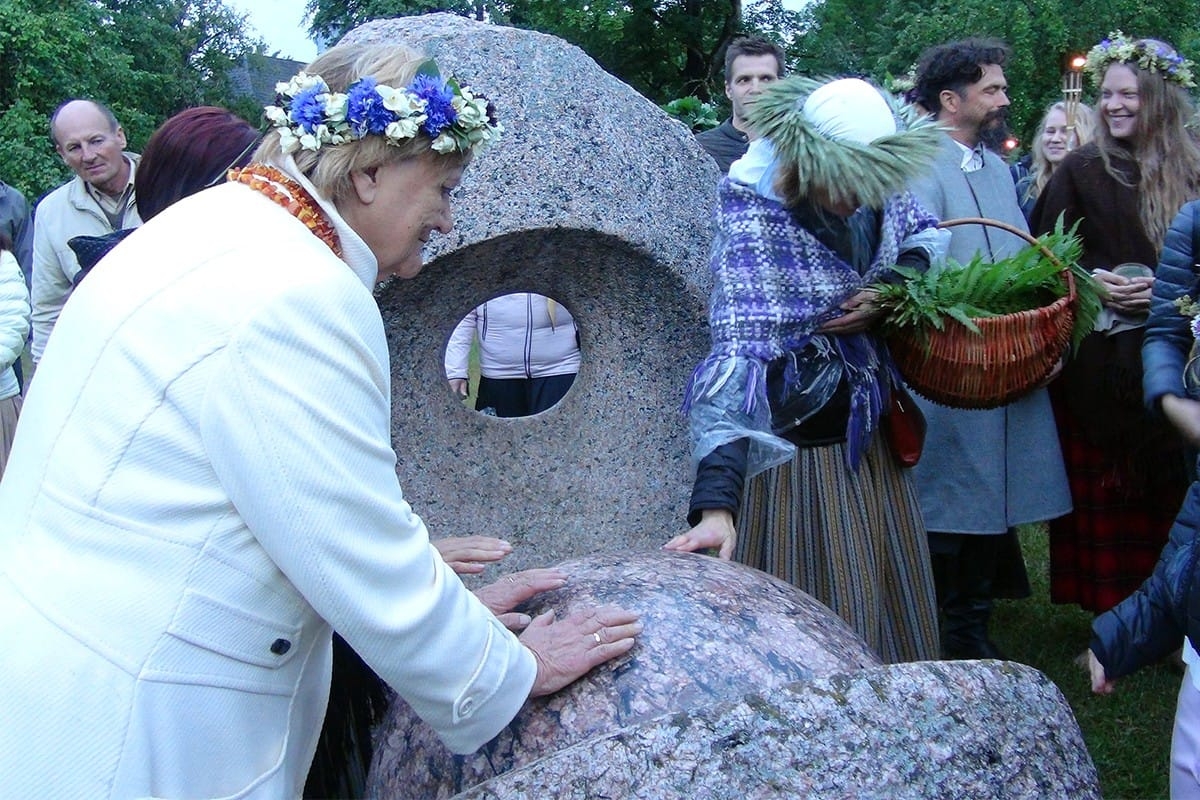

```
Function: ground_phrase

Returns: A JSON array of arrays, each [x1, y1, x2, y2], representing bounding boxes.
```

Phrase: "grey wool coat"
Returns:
[[904, 135, 1072, 534]]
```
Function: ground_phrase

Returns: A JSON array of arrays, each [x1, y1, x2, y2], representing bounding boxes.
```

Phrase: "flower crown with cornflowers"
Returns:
[[1084, 30, 1196, 89], [264, 62, 501, 156]]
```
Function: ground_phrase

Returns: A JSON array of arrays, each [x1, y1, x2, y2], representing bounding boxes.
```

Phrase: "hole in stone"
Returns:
[[443, 292, 581, 418]]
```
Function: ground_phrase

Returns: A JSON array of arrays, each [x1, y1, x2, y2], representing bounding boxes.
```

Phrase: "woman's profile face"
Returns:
[[342, 152, 465, 282], [1040, 108, 1071, 164], [1100, 63, 1141, 141]]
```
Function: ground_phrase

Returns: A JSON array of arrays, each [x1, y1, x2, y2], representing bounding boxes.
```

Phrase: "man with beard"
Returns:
[[905, 39, 1072, 659]]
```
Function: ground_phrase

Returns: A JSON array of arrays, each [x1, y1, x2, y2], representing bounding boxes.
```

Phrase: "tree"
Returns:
[[304, 0, 803, 103], [795, 0, 1200, 151], [0, 0, 260, 200]]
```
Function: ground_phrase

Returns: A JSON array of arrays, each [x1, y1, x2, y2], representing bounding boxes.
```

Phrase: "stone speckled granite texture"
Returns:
[[339, 14, 721, 574], [367, 552, 882, 799], [451, 660, 1099, 800], [334, 16, 1100, 800]]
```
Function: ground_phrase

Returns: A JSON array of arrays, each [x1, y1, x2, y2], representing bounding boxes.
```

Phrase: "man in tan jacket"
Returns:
[[31, 98, 142, 362]]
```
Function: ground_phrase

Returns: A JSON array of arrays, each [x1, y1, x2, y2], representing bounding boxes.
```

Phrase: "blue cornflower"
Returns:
[[346, 77, 394, 137], [411, 74, 458, 137], [290, 86, 327, 134]]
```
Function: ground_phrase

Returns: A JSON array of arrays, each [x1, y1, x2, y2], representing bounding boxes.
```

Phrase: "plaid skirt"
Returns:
[[738, 434, 940, 663], [1049, 331, 1191, 613], [1049, 400, 1189, 613]]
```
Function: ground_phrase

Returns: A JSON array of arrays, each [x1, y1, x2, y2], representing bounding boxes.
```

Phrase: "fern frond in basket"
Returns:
[[873, 218, 1101, 352]]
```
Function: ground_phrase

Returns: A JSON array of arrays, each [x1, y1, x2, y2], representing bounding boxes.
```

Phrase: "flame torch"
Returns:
[[1063, 54, 1086, 146]]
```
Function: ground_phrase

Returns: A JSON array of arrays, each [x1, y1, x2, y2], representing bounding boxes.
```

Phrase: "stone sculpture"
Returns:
[[342, 13, 719, 575], [367, 552, 881, 798], [336, 13, 1101, 800]]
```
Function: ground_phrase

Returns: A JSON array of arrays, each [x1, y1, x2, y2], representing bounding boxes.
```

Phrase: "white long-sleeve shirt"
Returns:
[[444, 292, 580, 380]]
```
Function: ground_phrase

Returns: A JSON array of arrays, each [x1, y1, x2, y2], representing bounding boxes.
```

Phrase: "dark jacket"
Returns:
[[1144, 199, 1200, 411], [694, 119, 749, 174], [1030, 142, 1156, 270], [1013, 174, 1037, 223], [0, 181, 32, 286], [1091, 479, 1200, 678]]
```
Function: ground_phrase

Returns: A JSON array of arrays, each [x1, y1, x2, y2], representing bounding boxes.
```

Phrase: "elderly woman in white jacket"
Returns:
[[0, 43, 640, 799], [0, 240, 28, 479]]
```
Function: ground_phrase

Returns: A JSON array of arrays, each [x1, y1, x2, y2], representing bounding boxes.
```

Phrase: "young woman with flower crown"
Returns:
[[0, 42, 640, 797], [1031, 31, 1200, 617]]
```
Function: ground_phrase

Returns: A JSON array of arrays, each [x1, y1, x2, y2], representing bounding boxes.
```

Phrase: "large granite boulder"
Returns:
[[341, 14, 720, 573], [333, 14, 1101, 800], [366, 551, 1099, 799], [367, 552, 882, 798], [454, 660, 1100, 799]]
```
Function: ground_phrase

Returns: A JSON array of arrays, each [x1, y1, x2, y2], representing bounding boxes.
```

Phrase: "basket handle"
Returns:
[[936, 216, 1076, 301]]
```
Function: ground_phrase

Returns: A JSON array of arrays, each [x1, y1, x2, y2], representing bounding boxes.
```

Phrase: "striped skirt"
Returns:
[[738, 434, 940, 663]]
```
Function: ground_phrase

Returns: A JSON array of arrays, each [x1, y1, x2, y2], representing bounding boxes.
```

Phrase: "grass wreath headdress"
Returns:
[[744, 76, 942, 210]]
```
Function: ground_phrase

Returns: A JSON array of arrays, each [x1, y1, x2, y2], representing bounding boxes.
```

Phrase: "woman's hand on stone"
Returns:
[[433, 535, 512, 575], [1092, 269, 1153, 313], [521, 605, 642, 697], [474, 568, 568, 631], [448, 378, 469, 397], [662, 508, 737, 560], [819, 288, 883, 334]]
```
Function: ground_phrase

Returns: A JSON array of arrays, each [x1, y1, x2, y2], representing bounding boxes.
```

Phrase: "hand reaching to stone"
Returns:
[[433, 535, 513, 575], [521, 605, 642, 697], [663, 508, 737, 560], [474, 568, 568, 630], [1087, 649, 1116, 695]]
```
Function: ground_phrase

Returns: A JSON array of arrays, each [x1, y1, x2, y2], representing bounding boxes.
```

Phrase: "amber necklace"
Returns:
[[228, 164, 342, 258]]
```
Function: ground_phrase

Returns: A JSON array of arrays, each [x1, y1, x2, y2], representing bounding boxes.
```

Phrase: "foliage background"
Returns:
[[4, 0, 1199, 201], [792, 0, 1200, 157], [0, 0, 263, 200]]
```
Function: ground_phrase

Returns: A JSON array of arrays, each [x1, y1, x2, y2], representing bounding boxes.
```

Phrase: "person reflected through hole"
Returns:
[[445, 292, 580, 417]]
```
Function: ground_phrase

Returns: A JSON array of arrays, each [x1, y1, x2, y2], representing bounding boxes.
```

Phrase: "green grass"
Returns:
[[994, 525, 1179, 799]]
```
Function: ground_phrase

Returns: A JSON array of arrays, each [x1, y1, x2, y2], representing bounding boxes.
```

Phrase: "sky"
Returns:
[[227, 0, 319, 62]]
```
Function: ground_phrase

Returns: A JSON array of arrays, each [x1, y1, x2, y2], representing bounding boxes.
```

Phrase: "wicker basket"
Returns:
[[887, 216, 1077, 410]]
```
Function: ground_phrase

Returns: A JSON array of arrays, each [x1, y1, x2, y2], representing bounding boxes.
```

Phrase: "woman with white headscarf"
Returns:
[[667, 77, 946, 664]]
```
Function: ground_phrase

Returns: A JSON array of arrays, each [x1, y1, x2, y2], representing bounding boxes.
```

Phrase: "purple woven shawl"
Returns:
[[684, 178, 937, 466]]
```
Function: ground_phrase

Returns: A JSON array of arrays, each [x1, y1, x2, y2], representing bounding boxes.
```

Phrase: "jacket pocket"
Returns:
[[145, 588, 305, 695]]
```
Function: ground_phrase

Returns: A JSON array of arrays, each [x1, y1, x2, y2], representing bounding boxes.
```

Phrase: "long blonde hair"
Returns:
[[1094, 46, 1200, 249], [1023, 101, 1096, 205]]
